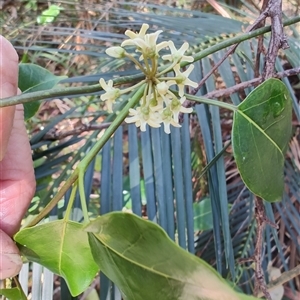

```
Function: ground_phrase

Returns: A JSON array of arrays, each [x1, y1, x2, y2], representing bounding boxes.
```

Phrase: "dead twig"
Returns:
[[238, 197, 279, 300], [183, 66, 300, 110], [203, 67, 300, 99], [253, 197, 277, 300], [261, 0, 289, 79], [246, 3, 290, 296], [191, 0, 286, 95], [191, 0, 290, 94], [257, 264, 300, 298], [254, 0, 269, 78]]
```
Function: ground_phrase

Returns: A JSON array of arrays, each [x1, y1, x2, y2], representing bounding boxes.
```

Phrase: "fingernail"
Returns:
[[0, 253, 22, 279]]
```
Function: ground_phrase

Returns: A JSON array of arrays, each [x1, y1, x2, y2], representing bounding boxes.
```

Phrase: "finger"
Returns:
[[0, 104, 36, 236], [0, 229, 22, 279], [0, 37, 35, 236], [0, 35, 18, 161]]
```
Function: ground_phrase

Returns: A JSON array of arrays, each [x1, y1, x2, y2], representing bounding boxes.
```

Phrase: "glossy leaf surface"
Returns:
[[18, 63, 66, 119], [232, 78, 292, 202], [86, 212, 258, 300], [0, 288, 27, 300], [14, 220, 98, 296]]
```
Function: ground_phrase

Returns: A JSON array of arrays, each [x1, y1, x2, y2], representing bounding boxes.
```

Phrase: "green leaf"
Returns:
[[18, 64, 66, 94], [232, 78, 292, 202], [86, 212, 258, 300], [37, 5, 62, 24], [193, 198, 214, 231], [18, 63, 67, 120], [193, 199, 232, 231], [0, 288, 27, 300], [14, 220, 98, 296]]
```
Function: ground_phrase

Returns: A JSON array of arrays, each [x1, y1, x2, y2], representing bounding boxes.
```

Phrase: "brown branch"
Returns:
[[190, 18, 265, 95], [203, 67, 300, 99], [253, 198, 278, 299], [253, 197, 272, 300], [261, 0, 289, 79], [185, 4, 293, 298], [192, 0, 290, 93], [257, 264, 300, 298], [191, 0, 274, 95], [254, 0, 269, 78], [191, 43, 240, 95], [182, 67, 299, 112], [205, 78, 261, 99], [238, 197, 278, 300]]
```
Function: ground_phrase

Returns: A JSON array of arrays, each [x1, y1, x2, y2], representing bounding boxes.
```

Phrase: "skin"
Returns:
[[0, 35, 35, 279]]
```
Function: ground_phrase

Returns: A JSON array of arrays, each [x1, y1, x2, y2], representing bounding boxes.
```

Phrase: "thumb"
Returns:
[[0, 230, 22, 279], [0, 36, 23, 279], [0, 35, 18, 161]]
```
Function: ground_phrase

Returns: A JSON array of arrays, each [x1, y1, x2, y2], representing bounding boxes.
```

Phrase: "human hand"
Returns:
[[0, 36, 35, 279]]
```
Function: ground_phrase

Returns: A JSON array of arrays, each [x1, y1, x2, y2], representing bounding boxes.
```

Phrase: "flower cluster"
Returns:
[[99, 23, 197, 134]]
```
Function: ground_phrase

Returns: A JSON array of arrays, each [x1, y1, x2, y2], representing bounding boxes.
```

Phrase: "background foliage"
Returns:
[[1, 0, 299, 299]]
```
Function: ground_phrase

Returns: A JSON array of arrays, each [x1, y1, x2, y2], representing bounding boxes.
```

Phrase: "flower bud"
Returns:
[[106, 46, 125, 58], [156, 81, 169, 96]]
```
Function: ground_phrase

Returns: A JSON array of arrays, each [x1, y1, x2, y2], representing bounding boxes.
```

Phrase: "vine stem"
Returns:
[[0, 16, 299, 108], [186, 94, 237, 111], [26, 84, 146, 228], [182, 15, 300, 68], [78, 171, 90, 224], [63, 183, 78, 221], [13, 276, 27, 299]]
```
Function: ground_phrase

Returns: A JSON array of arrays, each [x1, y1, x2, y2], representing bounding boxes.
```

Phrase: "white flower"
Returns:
[[170, 96, 193, 123], [156, 81, 170, 98], [160, 106, 181, 134], [106, 46, 125, 58], [123, 23, 149, 41], [125, 106, 161, 131], [99, 78, 120, 112], [162, 41, 194, 63], [122, 26, 168, 59], [156, 81, 169, 94], [148, 94, 164, 112], [154, 81, 175, 107], [141, 32, 168, 58], [101, 23, 196, 133], [168, 64, 198, 97]]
